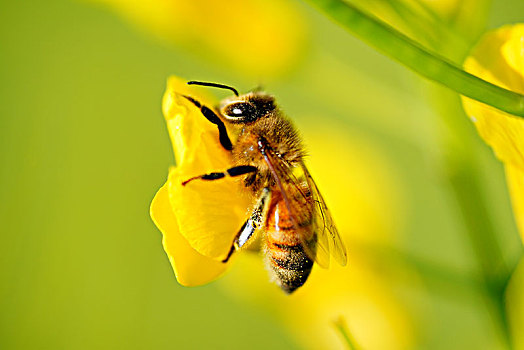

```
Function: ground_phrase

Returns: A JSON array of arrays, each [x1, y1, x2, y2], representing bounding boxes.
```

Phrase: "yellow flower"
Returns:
[[87, 0, 306, 77], [460, 24, 524, 242], [150, 76, 251, 286]]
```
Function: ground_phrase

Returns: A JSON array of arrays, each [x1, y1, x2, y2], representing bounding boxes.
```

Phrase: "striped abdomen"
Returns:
[[265, 191, 314, 294]]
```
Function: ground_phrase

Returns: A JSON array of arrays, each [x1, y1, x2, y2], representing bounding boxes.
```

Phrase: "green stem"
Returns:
[[447, 155, 513, 348], [305, 0, 524, 117], [333, 316, 360, 350], [430, 80, 515, 347]]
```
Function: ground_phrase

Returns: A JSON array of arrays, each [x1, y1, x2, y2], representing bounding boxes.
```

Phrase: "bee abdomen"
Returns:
[[266, 241, 313, 294]]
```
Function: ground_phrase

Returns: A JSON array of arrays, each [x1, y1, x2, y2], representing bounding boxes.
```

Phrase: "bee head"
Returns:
[[186, 81, 276, 124], [220, 92, 276, 124]]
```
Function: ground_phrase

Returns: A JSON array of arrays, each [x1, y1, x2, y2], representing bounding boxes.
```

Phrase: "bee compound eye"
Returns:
[[223, 102, 257, 121]]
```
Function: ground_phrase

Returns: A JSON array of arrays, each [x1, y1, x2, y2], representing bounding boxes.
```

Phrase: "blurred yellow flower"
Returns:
[[88, 0, 306, 77], [150, 76, 251, 286], [460, 24, 524, 242], [220, 125, 413, 350]]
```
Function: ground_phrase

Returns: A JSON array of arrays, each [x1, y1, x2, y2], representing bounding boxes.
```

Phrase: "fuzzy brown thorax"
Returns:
[[219, 92, 305, 193]]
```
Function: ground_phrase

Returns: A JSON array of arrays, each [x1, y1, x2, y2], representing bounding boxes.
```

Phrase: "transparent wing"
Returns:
[[261, 143, 347, 268], [301, 163, 348, 267]]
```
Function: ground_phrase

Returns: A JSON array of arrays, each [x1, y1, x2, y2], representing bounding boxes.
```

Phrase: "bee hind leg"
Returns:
[[222, 188, 270, 263], [222, 215, 260, 263], [182, 165, 257, 186]]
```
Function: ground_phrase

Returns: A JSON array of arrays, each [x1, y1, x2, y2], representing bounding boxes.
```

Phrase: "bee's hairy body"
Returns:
[[265, 190, 314, 293], [182, 81, 347, 293], [229, 94, 314, 293], [232, 105, 303, 189]]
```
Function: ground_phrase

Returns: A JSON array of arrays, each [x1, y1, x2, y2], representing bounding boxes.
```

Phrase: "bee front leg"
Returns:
[[223, 188, 270, 263], [181, 165, 257, 186], [181, 95, 233, 151]]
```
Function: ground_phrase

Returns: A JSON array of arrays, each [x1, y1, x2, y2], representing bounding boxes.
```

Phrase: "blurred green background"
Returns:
[[1, 0, 523, 349]]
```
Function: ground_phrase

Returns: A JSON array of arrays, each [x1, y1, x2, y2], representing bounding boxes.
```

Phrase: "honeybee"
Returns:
[[181, 81, 347, 293]]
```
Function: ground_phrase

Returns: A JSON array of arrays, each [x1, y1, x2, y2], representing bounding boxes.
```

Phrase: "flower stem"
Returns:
[[333, 316, 360, 350], [447, 152, 513, 348], [304, 0, 524, 117]]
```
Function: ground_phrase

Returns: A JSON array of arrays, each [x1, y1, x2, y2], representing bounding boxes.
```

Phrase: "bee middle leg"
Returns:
[[181, 95, 233, 151], [181, 165, 257, 186]]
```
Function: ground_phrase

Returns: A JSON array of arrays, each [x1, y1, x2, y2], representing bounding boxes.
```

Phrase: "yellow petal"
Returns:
[[168, 167, 251, 261], [461, 24, 524, 242], [150, 183, 228, 286], [461, 24, 524, 169], [151, 76, 250, 284], [161, 76, 253, 260], [162, 76, 221, 166], [501, 25, 524, 90]]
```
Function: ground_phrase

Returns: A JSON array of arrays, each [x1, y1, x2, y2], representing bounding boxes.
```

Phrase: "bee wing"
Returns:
[[261, 144, 347, 268], [300, 163, 348, 267]]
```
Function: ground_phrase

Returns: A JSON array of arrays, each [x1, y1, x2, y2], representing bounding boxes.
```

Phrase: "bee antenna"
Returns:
[[187, 81, 239, 97]]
